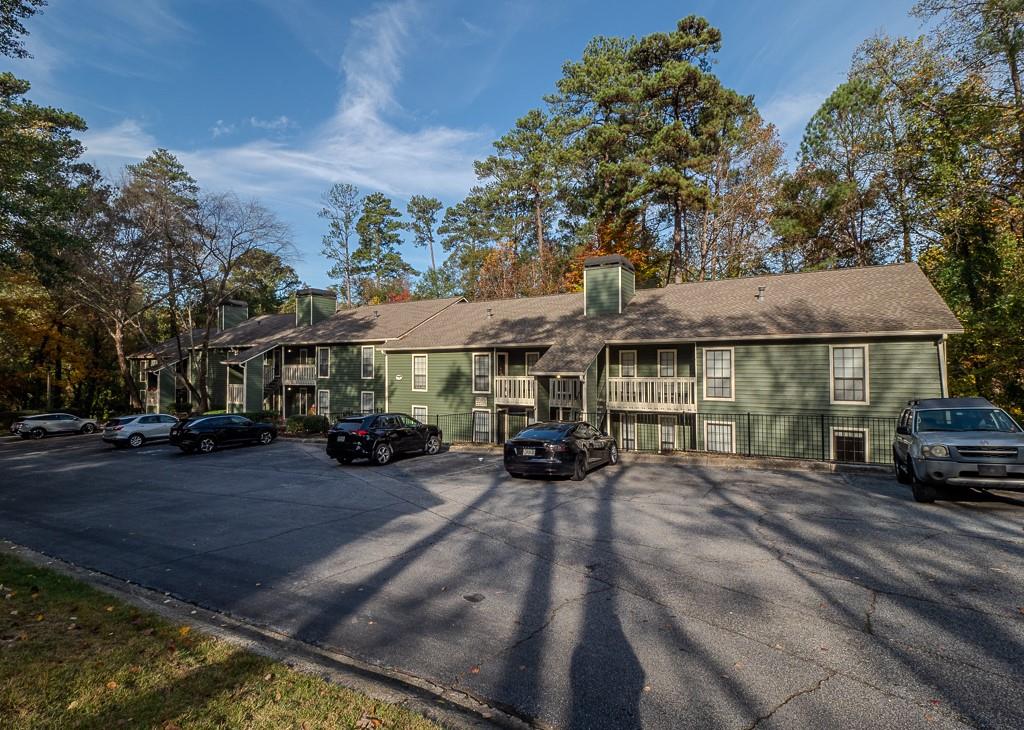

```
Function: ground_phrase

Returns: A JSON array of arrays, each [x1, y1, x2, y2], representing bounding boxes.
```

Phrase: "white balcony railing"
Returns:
[[548, 378, 582, 408], [227, 383, 244, 406], [282, 364, 316, 386], [608, 377, 697, 413], [494, 376, 536, 406]]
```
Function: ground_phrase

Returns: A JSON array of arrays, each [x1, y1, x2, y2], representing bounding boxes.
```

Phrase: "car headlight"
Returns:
[[922, 445, 949, 458]]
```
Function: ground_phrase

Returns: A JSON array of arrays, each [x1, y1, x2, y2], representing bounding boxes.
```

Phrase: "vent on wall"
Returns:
[[755, 285, 767, 303]]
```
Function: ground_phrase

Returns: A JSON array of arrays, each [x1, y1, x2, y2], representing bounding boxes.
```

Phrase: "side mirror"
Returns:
[[896, 424, 910, 436]]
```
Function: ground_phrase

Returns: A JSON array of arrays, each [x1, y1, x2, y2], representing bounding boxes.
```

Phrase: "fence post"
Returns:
[[746, 412, 752, 456], [820, 414, 827, 461]]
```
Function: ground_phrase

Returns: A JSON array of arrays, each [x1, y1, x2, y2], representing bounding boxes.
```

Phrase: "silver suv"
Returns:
[[11, 413, 99, 439], [102, 413, 179, 448], [893, 397, 1024, 502]]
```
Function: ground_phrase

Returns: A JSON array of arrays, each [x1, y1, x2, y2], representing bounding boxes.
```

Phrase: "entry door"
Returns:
[[293, 389, 310, 415], [659, 416, 676, 452], [317, 389, 330, 419], [621, 414, 636, 450]]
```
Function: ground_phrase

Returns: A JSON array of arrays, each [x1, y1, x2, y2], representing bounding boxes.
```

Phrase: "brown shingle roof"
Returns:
[[285, 297, 463, 345], [128, 329, 207, 363], [387, 264, 961, 373], [208, 313, 297, 350], [386, 292, 584, 351], [613, 263, 962, 342]]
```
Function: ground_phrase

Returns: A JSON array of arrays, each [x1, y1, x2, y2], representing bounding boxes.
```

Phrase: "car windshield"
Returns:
[[915, 408, 1021, 433], [515, 424, 573, 440], [336, 418, 370, 432]]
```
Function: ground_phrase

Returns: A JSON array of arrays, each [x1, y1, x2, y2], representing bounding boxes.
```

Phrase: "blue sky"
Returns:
[[4, 0, 926, 288]]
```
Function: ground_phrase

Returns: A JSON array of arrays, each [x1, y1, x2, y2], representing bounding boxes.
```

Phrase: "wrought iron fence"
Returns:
[[432, 410, 898, 466]]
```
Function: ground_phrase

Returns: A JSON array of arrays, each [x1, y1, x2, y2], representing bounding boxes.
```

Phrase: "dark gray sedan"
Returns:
[[893, 397, 1024, 502]]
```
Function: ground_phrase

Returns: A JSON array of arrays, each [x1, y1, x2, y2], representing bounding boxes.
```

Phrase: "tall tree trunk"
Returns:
[[344, 235, 353, 308], [672, 199, 684, 285], [1004, 45, 1024, 156], [533, 188, 546, 290], [113, 321, 142, 410]]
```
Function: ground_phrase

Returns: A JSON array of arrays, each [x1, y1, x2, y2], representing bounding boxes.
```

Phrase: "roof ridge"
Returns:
[[646, 261, 920, 292]]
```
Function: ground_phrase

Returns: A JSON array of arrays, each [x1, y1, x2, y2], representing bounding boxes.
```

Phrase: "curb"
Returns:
[[2, 542, 531, 730], [447, 443, 890, 475]]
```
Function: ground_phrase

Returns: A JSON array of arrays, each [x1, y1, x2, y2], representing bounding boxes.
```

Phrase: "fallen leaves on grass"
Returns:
[[355, 713, 384, 729]]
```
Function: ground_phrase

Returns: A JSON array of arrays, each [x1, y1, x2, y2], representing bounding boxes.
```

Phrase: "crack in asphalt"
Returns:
[[744, 671, 837, 729]]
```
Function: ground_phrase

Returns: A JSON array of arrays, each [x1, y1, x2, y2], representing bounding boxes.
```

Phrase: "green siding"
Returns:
[[387, 350, 492, 417], [245, 359, 263, 412], [159, 369, 176, 413], [220, 304, 248, 329], [296, 294, 336, 326], [285, 343, 387, 416], [621, 267, 635, 307], [585, 266, 620, 315], [608, 345, 695, 378], [206, 351, 227, 411]]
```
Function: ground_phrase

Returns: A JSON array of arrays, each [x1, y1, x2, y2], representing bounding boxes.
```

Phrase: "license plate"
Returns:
[[978, 464, 1007, 477], [337, 434, 346, 441], [521, 448, 535, 457]]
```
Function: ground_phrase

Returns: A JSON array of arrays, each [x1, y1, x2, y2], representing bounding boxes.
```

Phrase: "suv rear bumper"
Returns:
[[916, 458, 1024, 491]]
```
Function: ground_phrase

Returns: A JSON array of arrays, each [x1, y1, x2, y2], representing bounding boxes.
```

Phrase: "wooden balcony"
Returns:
[[227, 383, 244, 406], [548, 378, 582, 408], [608, 377, 697, 413], [282, 364, 316, 386], [494, 376, 536, 406]]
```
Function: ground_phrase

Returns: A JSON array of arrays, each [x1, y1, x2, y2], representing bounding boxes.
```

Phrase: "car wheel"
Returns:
[[128, 433, 144, 449], [911, 480, 939, 503], [80, 423, 96, 434], [424, 435, 441, 455], [336, 455, 353, 465], [608, 443, 619, 466], [258, 431, 274, 446], [570, 454, 587, 481], [894, 450, 913, 485], [29, 428, 44, 440], [372, 442, 394, 465], [197, 437, 216, 454]]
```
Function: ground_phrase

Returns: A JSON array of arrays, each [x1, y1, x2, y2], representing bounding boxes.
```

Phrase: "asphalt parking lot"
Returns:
[[1, 433, 1022, 729]]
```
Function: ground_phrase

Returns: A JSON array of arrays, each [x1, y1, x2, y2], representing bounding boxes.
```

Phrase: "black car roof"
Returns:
[[910, 397, 994, 409]]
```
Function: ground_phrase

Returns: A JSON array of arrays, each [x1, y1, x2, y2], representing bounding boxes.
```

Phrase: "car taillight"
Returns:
[[355, 430, 369, 437]]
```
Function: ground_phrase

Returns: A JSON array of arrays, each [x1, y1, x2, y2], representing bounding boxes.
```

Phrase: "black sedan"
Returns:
[[169, 415, 277, 454], [504, 421, 619, 480], [326, 413, 442, 465]]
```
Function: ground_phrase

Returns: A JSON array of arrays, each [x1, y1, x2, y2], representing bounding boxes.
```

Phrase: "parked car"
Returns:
[[103, 413, 179, 448], [169, 415, 277, 454], [326, 413, 441, 465], [504, 421, 619, 480], [893, 397, 1024, 503], [11, 413, 99, 439]]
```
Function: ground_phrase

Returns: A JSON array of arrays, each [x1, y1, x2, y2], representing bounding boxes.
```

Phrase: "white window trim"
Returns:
[[619, 349, 638, 378], [361, 345, 375, 380], [316, 347, 330, 378], [829, 344, 870, 405], [495, 352, 509, 377], [657, 349, 677, 378], [472, 408, 492, 443], [830, 426, 871, 462], [411, 353, 428, 392], [702, 346, 736, 402], [317, 388, 330, 417], [472, 352, 492, 394], [411, 405, 428, 422], [659, 415, 677, 450], [703, 419, 737, 454], [525, 351, 539, 376], [360, 390, 375, 413]]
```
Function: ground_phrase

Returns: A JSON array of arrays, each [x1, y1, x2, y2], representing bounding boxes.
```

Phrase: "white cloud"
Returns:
[[78, 0, 487, 208], [248, 115, 295, 131], [210, 120, 236, 138], [761, 90, 829, 138]]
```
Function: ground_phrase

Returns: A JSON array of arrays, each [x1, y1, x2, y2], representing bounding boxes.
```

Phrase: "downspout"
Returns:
[[384, 347, 389, 412], [938, 335, 949, 398], [243, 363, 248, 412], [605, 346, 611, 432]]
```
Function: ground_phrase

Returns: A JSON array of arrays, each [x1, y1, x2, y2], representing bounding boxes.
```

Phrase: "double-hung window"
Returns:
[[361, 346, 375, 379], [412, 354, 428, 392], [703, 348, 734, 400], [411, 405, 428, 422], [620, 350, 637, 378], [360, 390, 375, 413], [658, 349, 676, 378], [831, 345, 868, 404], [704, 421, 735, 453], [472, 353, 491, 393], [317, 347, 330, 378]]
